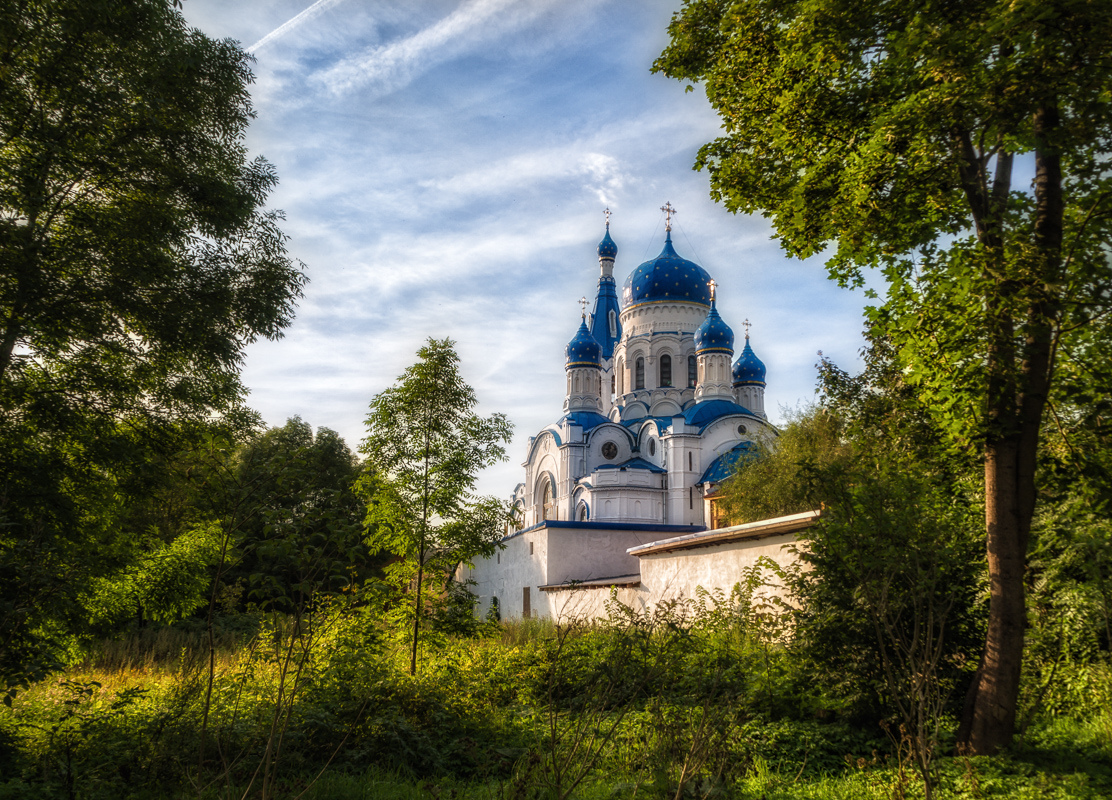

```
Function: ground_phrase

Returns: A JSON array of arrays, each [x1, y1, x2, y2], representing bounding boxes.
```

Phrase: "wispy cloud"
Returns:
[[247, 0, 348, 53], [422, 149, 626, 205], [315, 0, 567, 97]]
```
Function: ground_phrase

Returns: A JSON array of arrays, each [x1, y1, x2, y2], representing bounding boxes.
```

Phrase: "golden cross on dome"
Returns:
[[661, 201, 676, 231], [743, 318, 751, 339], [579, 296, 588, 317], [603, 207, 611, 227], [708, 279, 717, 301]]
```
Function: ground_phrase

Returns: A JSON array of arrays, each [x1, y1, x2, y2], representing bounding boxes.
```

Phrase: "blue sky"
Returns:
[[182, 0, 873, 497]]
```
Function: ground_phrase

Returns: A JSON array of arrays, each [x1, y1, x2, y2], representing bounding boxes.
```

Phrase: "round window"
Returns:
[[648, 439, 657, 456], [601, 441, 618, 460], [738, 424, 747, 435]]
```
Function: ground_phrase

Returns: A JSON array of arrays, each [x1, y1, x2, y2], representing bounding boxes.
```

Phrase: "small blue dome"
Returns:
[[694, 297, 734, 354], [621, 231, 712, 310], [597, 224, 618, 259], [565, 318, 602, 368], [732, 338, 767, 385]]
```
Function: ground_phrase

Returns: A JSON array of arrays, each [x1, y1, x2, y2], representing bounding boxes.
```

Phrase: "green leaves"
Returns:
[[0, 1, 305, 686], [357, 338, 513, 673]]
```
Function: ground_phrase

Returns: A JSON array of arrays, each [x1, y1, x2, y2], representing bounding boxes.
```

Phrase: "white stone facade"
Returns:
[[465, 215, 780, 619]]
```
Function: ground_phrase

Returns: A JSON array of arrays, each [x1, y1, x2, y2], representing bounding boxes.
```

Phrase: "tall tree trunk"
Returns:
[[411, 425, 432, 677], [963, 437, 1028, 752], [960, 103, 1062, 754], [410, 559, 423, 677]]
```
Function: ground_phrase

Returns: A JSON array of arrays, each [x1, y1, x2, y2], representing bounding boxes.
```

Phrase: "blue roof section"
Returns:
[[595, 456, 667, 474], [507, 519, 705, 540], [566, 317, 602, 368], [694, 297, 734, 354], [559, 411, 610, 432], [622, 416, 676, 434], [682, 399, 755, 430], [621, 231, 713, 310], [699, 441, 760, 484], [732, 337, 767, 385], [589, 276, 622, 360]]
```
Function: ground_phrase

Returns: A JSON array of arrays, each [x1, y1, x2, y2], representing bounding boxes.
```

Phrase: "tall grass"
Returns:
[[78, 617, 259, 676], [496, 615, 558, 647]]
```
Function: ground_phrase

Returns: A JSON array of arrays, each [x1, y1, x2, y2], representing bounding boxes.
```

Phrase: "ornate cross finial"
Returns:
[[708, 278, 717, 301], [579, 296, 588, 318], [743, 318, 751, 339], [603, 207, 611, 228], [661, 201, 676, 232]]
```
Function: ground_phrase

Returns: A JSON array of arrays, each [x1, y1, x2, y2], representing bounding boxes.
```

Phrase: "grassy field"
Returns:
[[1, 612, 1109, 799]]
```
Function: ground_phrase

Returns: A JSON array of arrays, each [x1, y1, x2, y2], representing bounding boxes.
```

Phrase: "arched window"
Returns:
[[660, 354, 672, 387], [577, 503, 589, 521], [611, 374, 616, 396], [635, 357, 645, 390], [541, 478, 555, 520], [688, 355, 697, 388], [608, 310, 617, 338]]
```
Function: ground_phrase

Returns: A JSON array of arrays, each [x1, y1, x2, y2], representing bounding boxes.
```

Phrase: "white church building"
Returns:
[[462, 207, 815, 621]]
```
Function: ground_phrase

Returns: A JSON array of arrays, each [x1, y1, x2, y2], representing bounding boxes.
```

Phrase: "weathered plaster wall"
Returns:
[[545, 527, 659, 586], [463, 528, 549, 620], [638, 532, 798, 606]]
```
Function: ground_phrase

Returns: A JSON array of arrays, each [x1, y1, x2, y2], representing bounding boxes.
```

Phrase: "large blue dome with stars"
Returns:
[[621, 231, 712, 310], [694, 297, 734, 354], [565, 318, 602, 368]]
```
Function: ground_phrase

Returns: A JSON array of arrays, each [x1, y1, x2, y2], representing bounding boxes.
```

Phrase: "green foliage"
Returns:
[[718, 404, 849, 524], [228, 417, 372, 613], [656, 0, 1112, 750], [0, 599, 1107, 799], [790, 457, 985, 720], [0, 0, 305, 689], [87, 522, 223, 627], [1022, 500, 1112, 721], [358, 338, 513, 674]]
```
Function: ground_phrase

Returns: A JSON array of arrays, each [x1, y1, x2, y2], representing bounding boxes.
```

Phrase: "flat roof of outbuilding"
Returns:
[[626, 510, 820, 557]]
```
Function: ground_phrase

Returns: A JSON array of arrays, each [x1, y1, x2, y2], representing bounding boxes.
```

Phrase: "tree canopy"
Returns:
[[656, 0, 1112, 753], [0, 0, 305, 687]]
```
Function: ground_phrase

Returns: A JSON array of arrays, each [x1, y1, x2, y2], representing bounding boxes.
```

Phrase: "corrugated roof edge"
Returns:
[[627, 510, 821, 557], [539, 574, 642, 592]]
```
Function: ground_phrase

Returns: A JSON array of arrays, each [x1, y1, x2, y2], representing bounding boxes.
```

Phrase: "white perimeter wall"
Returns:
[[462, 525, 664, 620], [541, 532, 801, 623]]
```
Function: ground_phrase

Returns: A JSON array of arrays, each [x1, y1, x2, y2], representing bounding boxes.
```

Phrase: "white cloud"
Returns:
[[314, 0, 576, 97]]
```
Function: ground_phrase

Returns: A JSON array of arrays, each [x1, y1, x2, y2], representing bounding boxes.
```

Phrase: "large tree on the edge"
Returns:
[[0, 1, 305, 685], [655, 0, 1112, 752]]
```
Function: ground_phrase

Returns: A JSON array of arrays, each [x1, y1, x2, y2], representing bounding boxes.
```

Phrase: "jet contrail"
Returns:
[[318, 0, 548, 96], [247, 0, 347, 53]]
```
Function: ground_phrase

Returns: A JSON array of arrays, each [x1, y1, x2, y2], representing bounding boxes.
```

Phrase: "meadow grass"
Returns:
[[2, 620, 1110, 800]]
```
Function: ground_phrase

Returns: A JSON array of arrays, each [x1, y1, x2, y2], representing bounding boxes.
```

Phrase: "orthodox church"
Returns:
[[463, 206, 803, 621]]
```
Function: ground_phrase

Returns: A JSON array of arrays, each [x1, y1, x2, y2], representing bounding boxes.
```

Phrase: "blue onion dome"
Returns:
[[597, 223, 618, 260], [694, 296, 735, 354], [621, 230, 713, 310], [566, 317, 602, 368], [732, 336, 767, 385]]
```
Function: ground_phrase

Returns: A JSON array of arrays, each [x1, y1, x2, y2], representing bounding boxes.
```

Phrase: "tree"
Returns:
[[718, 404, 848, 525], [357, 338, 512, 675], [655, 0, 1112, 752], [0, 0, 305, 686], [791, 458, 984, 800], [228, 417, 373, 612]]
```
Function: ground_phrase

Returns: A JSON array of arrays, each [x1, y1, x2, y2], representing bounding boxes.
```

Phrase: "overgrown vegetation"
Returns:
[[1, 586, 1109, 799]]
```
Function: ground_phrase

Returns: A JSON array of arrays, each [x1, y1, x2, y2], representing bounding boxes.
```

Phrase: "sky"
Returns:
[[181, 0, 875, 498]]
